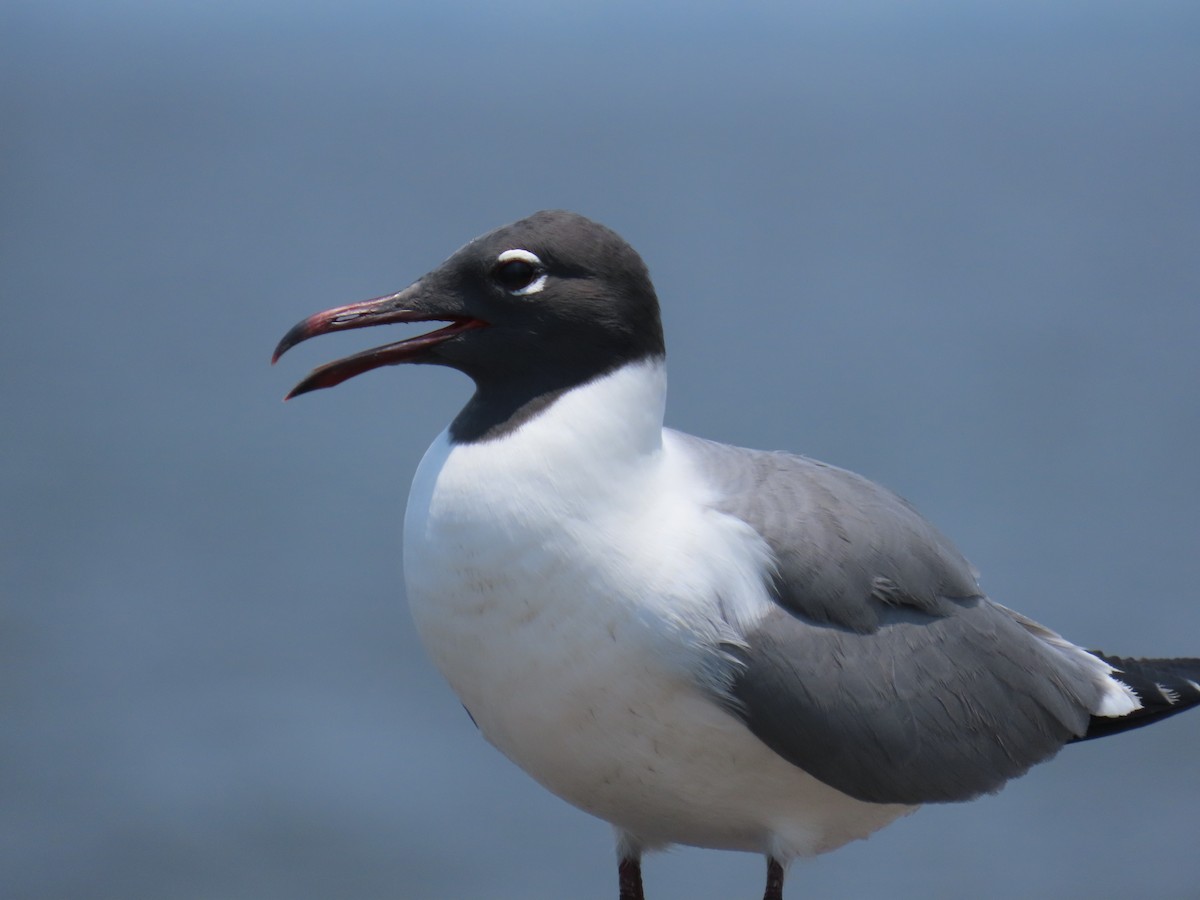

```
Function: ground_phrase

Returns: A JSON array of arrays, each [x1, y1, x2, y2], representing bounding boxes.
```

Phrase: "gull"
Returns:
[[274, 210, 1200, 899]]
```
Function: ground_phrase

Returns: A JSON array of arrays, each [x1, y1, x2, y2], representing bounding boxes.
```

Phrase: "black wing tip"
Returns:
[[1073, 653, 1200, 742]]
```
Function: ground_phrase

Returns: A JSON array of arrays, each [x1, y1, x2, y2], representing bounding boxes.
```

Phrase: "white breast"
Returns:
[[402, 359, 913, 859]]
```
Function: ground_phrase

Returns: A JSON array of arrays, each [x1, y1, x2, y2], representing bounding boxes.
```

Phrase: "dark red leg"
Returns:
[[618, 855, 645, 900], [763, 857, 785, 900]]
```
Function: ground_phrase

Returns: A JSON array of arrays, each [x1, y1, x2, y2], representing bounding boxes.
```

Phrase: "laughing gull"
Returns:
[[274, 210, 1200, 899]]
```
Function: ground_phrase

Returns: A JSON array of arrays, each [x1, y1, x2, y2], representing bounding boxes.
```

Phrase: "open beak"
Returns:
[[272, 283, 486, 399]]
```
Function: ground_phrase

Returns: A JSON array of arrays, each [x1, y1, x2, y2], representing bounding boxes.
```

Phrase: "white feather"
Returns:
[[402, 359, 912, 859]]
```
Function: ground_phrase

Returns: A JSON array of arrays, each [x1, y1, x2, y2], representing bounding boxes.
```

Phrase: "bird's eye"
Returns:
[[495, 259, 538, 290], [493, 249, 547, 295]]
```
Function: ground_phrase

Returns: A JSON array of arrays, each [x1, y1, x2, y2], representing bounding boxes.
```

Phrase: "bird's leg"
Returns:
[[763, 857, 785, 900], [618, 855, 645, 900]]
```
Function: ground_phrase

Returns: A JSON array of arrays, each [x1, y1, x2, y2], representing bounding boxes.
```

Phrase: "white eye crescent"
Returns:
[[494, 249, 548, 296]]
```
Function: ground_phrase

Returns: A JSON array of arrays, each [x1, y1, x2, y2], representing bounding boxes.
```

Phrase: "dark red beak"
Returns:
[[272, 283, 486, 399]]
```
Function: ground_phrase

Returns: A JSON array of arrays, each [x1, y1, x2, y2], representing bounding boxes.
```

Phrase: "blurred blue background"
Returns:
[[3, 2, 1199, 897]]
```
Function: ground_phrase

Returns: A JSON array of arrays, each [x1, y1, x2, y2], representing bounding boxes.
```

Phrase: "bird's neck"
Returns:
[[449, 354, 667, 447]]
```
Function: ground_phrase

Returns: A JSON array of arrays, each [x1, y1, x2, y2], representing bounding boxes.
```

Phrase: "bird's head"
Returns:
[[273, 211, 665, 411]]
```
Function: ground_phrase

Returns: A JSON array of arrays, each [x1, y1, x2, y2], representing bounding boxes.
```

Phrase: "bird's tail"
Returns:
[[1072, 653, 1200, 742]]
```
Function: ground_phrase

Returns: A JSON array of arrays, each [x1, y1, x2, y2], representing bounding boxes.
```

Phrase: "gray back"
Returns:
[[676, 432, 1106, 805]]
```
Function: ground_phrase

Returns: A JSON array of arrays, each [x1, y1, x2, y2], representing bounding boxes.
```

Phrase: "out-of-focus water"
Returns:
[[3, 3, 1198, 897]]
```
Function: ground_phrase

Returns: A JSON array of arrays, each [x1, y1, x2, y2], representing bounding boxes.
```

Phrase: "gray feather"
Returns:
[[677, 433, 981, 633], [674, 432, 1107, 805]]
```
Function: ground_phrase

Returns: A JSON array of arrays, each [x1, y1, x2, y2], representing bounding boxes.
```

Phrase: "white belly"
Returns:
[[401, 367, 913, 859]]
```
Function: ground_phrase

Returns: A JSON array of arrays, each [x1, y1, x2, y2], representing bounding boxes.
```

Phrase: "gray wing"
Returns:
[[675, 431, 1107, 805]]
